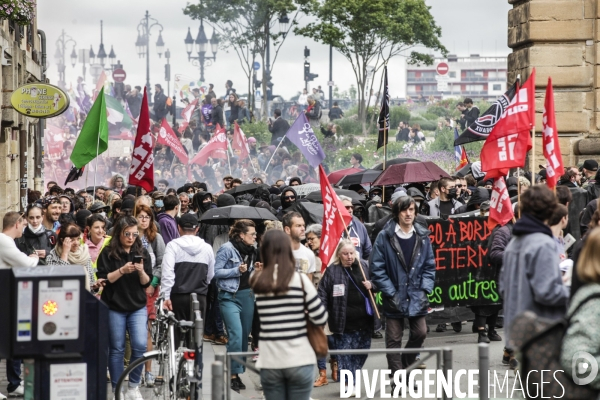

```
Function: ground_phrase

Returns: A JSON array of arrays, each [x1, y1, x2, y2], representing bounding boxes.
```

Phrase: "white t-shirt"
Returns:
[[292, 245, 316, 274]]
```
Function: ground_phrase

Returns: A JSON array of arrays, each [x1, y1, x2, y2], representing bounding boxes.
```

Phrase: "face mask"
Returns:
[[415, 201, 421, 208], [100, 212, 106, 218], [447, 188, 458, 199], [155, 200, 164, 208], [188, 193, 194, 200]]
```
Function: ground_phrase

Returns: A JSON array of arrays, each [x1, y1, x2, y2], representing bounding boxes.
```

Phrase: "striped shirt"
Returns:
[[255, 272, 328, 369]]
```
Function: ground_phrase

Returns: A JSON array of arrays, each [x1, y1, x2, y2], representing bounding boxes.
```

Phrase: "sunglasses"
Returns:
[[123, 232, 139, 238], [456, 184, 463, 188], [283, 196, 296, 200], [344, 205, 353, 210]]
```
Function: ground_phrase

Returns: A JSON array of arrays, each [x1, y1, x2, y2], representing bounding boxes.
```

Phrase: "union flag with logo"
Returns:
[[488, 177, 514, 229], [542, 77, 563, 189]]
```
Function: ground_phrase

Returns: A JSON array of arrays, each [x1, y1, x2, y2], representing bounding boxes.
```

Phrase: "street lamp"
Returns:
[[136, 10, 165, 99], [54, 29, 77, 88], [185, 20, 219, 82], [279, 14, 290, 36], [87, 20, 119, 84]]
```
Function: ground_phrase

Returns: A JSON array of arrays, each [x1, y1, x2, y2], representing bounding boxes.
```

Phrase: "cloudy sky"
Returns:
[[38, 0, 511, 99]]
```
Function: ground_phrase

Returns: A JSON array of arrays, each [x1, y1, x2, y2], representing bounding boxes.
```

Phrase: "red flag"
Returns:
[[181, 98, 198, 122], [318, 165, 353, 272], [542, 77, 563, 189], [488, 177, 514, 230], [158, 118, 189, 164], [480, 130, 531, 177], [128, 88, 155, 192], [456, 147, 469, 171], [232, 122, 249, 161], [487, 68, 536, 142], [190, 127, 228, 165]]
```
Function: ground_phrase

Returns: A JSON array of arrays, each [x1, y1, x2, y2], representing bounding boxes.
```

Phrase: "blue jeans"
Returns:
[[260, 364, 314, 400], [218, 288, 254, 375], [317, 336, 337, 370], [225, 110, 231, 128], [108, 307, 148, 389], [6, 359, 21, 392]]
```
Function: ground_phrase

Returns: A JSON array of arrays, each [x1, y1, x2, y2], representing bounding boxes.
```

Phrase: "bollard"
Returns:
[[214, 354, 227, 400], [442, 348, 453, 400], [212, 361, 224, 400], [479, 343, 489, 400]]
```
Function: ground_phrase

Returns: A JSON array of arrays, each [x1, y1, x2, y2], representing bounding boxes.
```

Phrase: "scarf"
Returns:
[[28, 224, 44, 234], [232, 238, 256, 264], [56, 242, 91, 266]]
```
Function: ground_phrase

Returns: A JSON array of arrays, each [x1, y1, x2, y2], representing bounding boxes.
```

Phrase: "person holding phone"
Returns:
[[96, 216, 152, 399]]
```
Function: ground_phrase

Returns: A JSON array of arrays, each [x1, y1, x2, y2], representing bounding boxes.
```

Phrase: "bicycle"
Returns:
[[115, 294, 200, 400]]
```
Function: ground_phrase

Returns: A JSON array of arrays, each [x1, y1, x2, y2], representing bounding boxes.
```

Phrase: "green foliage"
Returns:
[[348, 85, 357, 100], [389, 106, 411, 128], [426, 105, 453, 118], [420, 112, 440, 121], [336, 117, 363, 136], [239, 121, 271, 145]]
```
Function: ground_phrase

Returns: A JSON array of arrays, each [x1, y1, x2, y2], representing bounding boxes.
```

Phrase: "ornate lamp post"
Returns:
[[54, 30, 77, 88], [184, 21, 219, 82], [136, 10, 165, 99]]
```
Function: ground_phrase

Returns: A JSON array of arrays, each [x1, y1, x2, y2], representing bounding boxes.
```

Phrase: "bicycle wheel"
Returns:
[[115, 351, 172, 400], [176, 356, 197, 400]]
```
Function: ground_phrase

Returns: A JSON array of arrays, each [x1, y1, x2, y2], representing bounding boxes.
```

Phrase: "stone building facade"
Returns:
[[0, 19, 44, 222], [507, 0, 600, 166]]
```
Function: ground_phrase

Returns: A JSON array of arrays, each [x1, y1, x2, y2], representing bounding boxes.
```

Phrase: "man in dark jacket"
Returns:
[[153, 84, 169, 121], [463, 98, 479, 127], [395, 121, 410, 142], [370, 196, 436, 376], [267, 108, 290, 145], [328, 102, 344, 120], [156, 194, 180, 245], [210, 97, 224, 128], [276, 186, 298, 221]]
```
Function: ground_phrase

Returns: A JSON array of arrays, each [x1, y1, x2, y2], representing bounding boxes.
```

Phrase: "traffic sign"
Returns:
[[437, 81, 448, 92], [253, 62, 260, 71], [112, 68, 127, 83], [436, 62, 449, 76], [327, 81, 334, 86]]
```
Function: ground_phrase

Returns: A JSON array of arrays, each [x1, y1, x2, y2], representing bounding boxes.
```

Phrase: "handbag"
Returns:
[[343, 267, 374, 316], [298, 272, 328, 358]]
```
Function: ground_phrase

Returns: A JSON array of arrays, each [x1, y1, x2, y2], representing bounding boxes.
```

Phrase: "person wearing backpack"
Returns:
[[561, 228, 600, 391], [500, 185, 570, 351]]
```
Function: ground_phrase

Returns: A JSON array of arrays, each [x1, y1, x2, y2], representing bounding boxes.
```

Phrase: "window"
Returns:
[[449, 71, 456, 78], [492, 84, 502, 91]]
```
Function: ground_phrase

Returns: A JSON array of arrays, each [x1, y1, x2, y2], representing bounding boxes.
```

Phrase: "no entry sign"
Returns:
[[112, 68, 127, 83], [436, 62, 449, 76]]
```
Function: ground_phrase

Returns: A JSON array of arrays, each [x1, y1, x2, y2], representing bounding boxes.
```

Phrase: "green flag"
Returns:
[[70, 87, 109, 169], [105, 93, 133, 129]]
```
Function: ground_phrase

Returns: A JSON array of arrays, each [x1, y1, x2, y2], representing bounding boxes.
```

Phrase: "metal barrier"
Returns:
[[211, 347, 454, 400]]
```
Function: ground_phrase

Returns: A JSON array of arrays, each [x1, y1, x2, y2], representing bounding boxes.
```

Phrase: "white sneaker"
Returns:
[[111, 391, 124, 400], [125, 386, 144, 400], [0, 392, 7, 400], [8, 385, 24, 397]]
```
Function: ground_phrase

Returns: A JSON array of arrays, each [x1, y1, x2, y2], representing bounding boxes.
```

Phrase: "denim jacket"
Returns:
[[214, 241, 254, 293]]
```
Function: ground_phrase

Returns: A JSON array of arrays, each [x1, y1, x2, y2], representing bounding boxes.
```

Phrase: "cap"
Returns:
[[75, 209, 92, 231], [151, 191, 165, 200], [122, 198, 135, 211], [583, 160, 599, 171], [248, 137, 257, 144], [89, 201, 109, 212], [178, 213, 198, 229], [539, 169, 547, 179], [506, 177, 518, 192]]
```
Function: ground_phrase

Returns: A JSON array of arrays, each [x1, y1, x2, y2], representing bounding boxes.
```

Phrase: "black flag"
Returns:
[[377, 66, 390, 150], [64, 166, 84, 186], [454, 81, 518, 146]]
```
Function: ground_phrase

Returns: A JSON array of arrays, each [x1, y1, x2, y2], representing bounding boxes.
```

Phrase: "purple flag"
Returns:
[[285, 113, 326, 168]]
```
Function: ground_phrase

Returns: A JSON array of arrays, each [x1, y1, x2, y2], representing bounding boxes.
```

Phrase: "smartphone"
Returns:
[[133, 255, 143, 264]]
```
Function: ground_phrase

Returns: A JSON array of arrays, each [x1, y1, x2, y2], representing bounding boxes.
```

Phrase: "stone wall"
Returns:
[[507, 0, 600, 166]]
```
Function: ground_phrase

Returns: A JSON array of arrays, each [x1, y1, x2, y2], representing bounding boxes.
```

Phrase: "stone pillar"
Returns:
[[507, 0, 600, 165]]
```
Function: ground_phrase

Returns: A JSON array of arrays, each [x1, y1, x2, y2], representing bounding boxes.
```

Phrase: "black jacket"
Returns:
[[153, 91, 169, 120], [229, 104, 240, 124], [329, 107, 344, 120], [396, 128, 410, 142], [15, 226, 57, 266], [268, 117, 290, 145], [464, 106, 480, 127], [211, 105, 224, 127], [306, 102, 321, 121]]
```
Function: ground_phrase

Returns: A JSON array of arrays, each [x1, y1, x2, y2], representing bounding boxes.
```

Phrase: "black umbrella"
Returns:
[[199, 205, 277, 225], [455, 163, 472, 178], [372, 157, 419, 171], [287, 201, 324, 225], [305, 188, 365, 203], [224, 183, 270, 196], [336, 169, 382, 186]]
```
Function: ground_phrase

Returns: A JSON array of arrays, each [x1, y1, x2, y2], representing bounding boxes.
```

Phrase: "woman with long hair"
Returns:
[[46, 223, 96, 291], [15, 204, 57, 265], [214, 219, 258, 393], [251, 230, 327, 400], [228, 93, 240, 126], [84, 213, 108, 271], [96, 216, 152, 399], [135, 204, 165, 387], [318, 239, 374, 395], [110, 174, 127, 196]]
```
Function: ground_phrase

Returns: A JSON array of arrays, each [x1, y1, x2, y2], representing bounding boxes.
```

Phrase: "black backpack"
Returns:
[[509, 293, 600, 399]]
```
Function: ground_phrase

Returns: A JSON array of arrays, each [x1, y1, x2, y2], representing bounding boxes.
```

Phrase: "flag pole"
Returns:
[[381, 63, 388, 204], [92, 125, 101, 198], [263, 138, 285, 174], [335, 208, 380, 319], [530, 125, 536, 178], [517, 168, 521, 219], [226, 142, 232, 176]]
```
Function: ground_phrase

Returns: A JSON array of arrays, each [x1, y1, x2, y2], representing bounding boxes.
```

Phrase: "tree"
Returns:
[[185, 0, 310, 119], [296, 0, 447, 133]]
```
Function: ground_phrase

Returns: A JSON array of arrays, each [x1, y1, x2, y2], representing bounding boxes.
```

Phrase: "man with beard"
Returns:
[[276, 186, 298, 221], [42, 197, 62, 232], [283, 211, 315, 281]]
